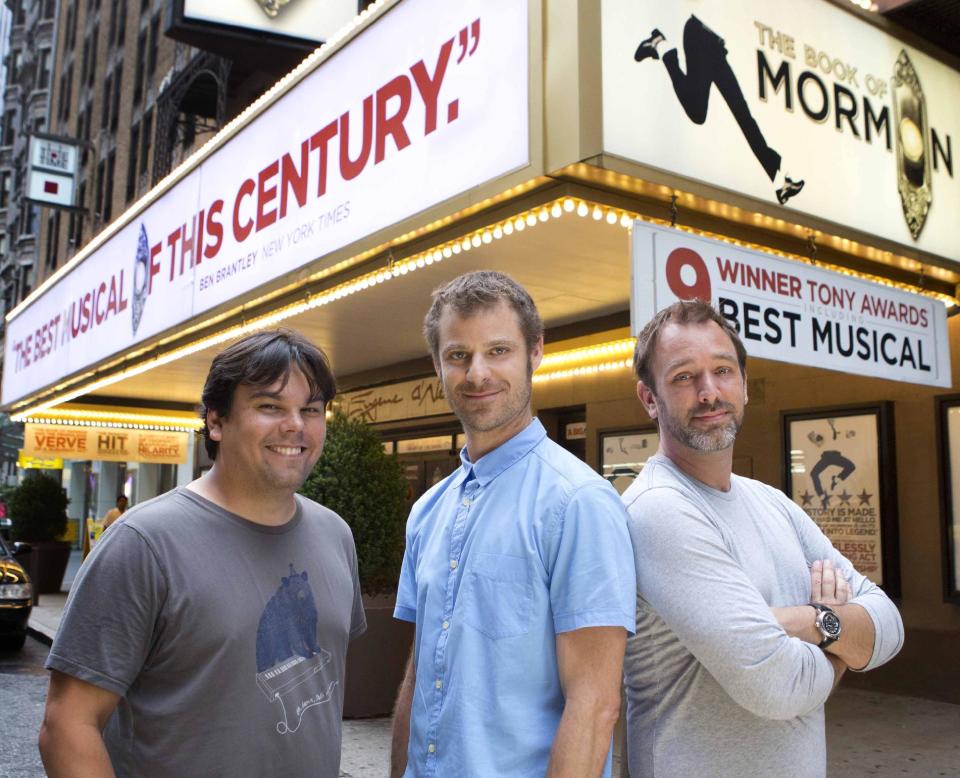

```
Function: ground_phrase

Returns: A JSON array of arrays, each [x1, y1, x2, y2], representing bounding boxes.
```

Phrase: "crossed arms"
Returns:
[[626, 487, 903, 720]]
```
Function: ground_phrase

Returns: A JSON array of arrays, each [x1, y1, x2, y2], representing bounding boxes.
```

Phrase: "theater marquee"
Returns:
[[603, 0, 960, 261], [3, 0, 530, 406], [22, 424, 190, 464]]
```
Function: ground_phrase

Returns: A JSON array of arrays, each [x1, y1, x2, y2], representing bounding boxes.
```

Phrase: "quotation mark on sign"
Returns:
[[448, 18, 480, 124]]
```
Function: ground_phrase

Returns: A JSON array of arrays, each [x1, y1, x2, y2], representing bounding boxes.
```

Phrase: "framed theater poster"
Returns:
[[782, 404, 900, 597], [936, 395, 960, 604], [599, 428, 659, 495]]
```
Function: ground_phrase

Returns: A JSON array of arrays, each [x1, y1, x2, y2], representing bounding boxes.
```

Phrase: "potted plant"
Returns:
[[300, 411, 413, 717], [8, 472, 71, 594]]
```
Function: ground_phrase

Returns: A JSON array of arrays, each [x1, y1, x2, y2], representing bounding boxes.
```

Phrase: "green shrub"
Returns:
[[9, 471, 69, 542], [300, 412, 408, 595]]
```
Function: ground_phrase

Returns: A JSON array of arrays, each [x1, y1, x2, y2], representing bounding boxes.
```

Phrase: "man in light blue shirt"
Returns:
[[390, 271, 636, 778]]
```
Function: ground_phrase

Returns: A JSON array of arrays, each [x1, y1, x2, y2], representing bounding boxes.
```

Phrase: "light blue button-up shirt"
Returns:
[[395, 418, 636, 777]]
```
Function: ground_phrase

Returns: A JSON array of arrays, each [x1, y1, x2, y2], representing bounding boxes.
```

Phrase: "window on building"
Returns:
[[115, 0, 126, 46], [70, 181, 86, 247], [21, 202, 37, 238], [78, 102, 92, 167], [87, 28, 98, 87], [58, 69, 68, 120], [110, 63, 123, 133], [45, 211, 60, 270], [43, 0, 56, 19], [94, 160, 105, 224], [139, 108, 152, 177], [103, 151, 116, 222], [100, 72, 112, 129], [65, 2, 78, 51], [64, 64, 74, 122], [108, 0, 119, 43], [19, 273, 31, 304], [0, 172, 10, 209], [133, 30, 146, 106], [14, 0, 25, 26], [3, 113, 17, 147], [37, 48, 52, 90], [126, 122, 139, 203], [80, 37, 90, 86], [147, 14, 160, 76]]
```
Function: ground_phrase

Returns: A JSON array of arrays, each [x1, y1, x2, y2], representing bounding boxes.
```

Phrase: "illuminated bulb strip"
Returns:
[[10, 196, 627, 417], [10, 193, 956, 418], [533, 358, 634, 384], [25, 409, 203, 429], [22, 416, 198, 433], [539, 339, 635, 370]]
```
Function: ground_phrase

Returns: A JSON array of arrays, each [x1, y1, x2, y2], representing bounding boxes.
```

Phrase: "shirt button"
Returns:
[[442, 620, 449, 630], [461, 498, 471, 506], [428, 743, 436, 754], [435, 679, 442, 689], [449, 560, 458, 570]]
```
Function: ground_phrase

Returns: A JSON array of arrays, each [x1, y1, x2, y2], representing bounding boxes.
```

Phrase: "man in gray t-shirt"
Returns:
[[39, 330, 366, 778], [623, 301, 903, 778]]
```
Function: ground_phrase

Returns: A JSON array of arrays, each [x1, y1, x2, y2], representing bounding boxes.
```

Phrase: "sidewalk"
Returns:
[[29, 552, 960, 777], [26, 548, 81, 645]]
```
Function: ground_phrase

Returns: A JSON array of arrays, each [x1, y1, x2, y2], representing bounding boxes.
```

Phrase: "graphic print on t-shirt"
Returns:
[[255, 564, 338, 734]]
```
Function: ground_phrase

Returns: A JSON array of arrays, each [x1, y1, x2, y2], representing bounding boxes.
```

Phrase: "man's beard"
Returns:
[[445, 358, 534, 435], [448, 377, 533, 434], [659, 399, 742, 452]]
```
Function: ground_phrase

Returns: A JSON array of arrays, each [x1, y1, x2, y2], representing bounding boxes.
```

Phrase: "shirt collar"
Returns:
[[450, 418, 546, 488]]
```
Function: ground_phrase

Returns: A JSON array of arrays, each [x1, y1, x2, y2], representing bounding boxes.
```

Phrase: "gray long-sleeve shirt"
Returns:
[[622, 454, 903, 778]]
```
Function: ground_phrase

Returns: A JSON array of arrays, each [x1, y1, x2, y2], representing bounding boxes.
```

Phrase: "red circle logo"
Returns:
[[665, 247, 711, 301]]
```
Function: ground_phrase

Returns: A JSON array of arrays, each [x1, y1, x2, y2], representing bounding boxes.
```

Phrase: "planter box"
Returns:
[[21, 540, 72, 594], [343, 603, 414, 719]]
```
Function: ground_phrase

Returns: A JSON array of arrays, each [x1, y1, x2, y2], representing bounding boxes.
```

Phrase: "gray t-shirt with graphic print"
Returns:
[[47, 487, 366, 778]]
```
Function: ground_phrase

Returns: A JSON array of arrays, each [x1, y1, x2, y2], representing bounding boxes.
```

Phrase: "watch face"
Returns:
[[822, 611, 841, 637]]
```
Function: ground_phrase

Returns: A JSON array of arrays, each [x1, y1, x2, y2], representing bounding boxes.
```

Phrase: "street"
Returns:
[[3, 634, 958, 777], [0, 636, 392, 778], [0, 636, 49, 778]]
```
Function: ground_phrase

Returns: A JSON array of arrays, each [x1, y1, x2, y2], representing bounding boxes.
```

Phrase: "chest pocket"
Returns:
[[462, 552, 532, 639]]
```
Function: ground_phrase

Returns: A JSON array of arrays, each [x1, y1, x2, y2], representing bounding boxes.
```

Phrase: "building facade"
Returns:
[[0, 0, 56, 340]]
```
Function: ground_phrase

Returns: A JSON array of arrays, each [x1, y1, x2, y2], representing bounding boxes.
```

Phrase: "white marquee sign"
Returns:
[[3, 0, 530, 405], [631, 222, 951, 387], [604, 0, 960, 262]]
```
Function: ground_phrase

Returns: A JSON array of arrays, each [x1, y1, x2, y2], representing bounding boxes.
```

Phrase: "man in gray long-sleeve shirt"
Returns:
[[622, 300, 903, 778]]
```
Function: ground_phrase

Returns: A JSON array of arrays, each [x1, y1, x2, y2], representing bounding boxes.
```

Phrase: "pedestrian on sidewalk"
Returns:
[[38, 329, 366, 777], [390, 271, 636, 777], [621, 300, 903, 777], [100, 494, 128, 530]]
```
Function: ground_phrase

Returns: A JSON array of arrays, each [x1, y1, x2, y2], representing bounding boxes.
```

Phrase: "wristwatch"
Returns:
[[811, 603, 842, 649]]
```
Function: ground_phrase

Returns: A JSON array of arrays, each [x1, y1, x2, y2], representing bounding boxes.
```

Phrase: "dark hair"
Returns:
[[116, 494, 127, 503], [422, 270, 543, 361], [633, 300, 748, 393], [200, 329, 336, 459]]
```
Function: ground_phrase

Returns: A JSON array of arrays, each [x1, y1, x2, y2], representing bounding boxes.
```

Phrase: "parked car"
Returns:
[[0, 517, 11, 541], [0, 536, 33, 650]]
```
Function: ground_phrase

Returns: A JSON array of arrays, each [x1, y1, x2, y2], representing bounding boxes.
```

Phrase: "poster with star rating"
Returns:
[[784, 405, 899, 590]]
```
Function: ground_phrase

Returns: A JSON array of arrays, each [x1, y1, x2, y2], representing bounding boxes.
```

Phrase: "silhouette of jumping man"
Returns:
[[635, 15, 804, 205], [810, 449, 856, 510]]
